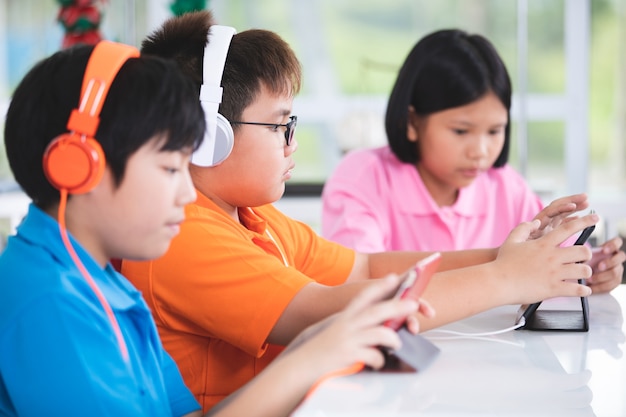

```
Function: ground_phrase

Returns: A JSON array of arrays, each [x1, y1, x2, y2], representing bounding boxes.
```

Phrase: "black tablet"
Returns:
[[515, 224, 595, 332]]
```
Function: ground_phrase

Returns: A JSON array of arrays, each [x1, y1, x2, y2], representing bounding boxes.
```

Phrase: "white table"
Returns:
[[294, 285, 626, 417]]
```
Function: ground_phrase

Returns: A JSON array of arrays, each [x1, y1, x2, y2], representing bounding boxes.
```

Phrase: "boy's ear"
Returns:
[[406, 106, 419, 143]]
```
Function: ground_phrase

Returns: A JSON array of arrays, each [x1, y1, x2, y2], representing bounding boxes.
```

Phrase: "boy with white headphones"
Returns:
[[123, 10, 601, 413]]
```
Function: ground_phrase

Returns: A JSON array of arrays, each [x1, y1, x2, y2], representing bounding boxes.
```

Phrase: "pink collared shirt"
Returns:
[[321, 146, 544, 253]]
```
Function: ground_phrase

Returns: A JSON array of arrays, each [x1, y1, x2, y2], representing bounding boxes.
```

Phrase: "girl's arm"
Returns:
[[360, 213, 598, 331]]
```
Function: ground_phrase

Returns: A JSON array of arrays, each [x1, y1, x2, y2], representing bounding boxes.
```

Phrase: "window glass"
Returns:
[[0, 0, 147, 189], [1, 0, 624, 201]]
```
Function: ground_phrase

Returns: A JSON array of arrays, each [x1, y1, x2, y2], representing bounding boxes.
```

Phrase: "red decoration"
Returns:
[[56, 0, 108, 49]]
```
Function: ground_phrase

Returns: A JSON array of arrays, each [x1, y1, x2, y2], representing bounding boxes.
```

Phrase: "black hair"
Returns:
[[4, 43, 205, 209], [140, 10, 301, 123], [385, 29, 511, 167]]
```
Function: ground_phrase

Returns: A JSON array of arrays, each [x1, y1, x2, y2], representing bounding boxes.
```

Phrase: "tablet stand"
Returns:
[[517, 279, 589, 332]]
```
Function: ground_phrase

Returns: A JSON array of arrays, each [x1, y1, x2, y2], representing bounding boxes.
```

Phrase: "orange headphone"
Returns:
[[43, 41, 139, 194], [42, 41, 140, 363]]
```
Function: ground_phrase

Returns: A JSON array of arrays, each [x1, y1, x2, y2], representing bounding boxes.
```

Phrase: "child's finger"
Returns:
[[417, 298, 436, 318], [504, 219, 541, 244], [540, 213, 598, 247], [342, 275, 402, 317]]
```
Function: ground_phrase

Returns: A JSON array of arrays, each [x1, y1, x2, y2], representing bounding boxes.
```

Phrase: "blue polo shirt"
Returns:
[[0, 204, 200, 416]]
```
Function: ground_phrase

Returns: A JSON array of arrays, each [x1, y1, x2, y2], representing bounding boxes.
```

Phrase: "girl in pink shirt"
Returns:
[[322, 29, 623, 290]]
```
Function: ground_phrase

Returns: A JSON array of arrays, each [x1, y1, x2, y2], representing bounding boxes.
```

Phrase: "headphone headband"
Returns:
[[68, 41, 140, 138]]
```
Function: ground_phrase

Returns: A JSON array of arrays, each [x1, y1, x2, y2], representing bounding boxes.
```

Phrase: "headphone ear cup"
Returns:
[[213, 113, 234, 165], [43, 133, 106, 194], [191, 112, 234, 167]]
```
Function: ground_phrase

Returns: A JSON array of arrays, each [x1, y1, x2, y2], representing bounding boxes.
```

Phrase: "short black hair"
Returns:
[[4, 44, 205, 209], [385, 29, 512, 167], [141, 10, 301, 123]]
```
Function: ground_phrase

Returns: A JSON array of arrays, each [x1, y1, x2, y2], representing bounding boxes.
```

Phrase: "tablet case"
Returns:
[[515, 223, 595, 332], [516, 281, 590, 332], [380, 328, 441, 372]]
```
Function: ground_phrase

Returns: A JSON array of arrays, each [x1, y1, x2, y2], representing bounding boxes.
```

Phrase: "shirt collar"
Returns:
[[192, 190, 268, 236], [385, 151, 488, 217], [17, 203, 142, 310]]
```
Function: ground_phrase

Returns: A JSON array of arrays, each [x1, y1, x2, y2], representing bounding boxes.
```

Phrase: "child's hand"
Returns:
[[586, 237, 625, 293], [285, 275, 433, 375], [495, 213, 597, 305], [529, 193, 589, 239], [404, 297, 435, 334]]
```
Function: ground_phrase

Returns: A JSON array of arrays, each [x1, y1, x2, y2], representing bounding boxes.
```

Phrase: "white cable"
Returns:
[[425, 334, 525, 348], [424, 317, 526, 339]]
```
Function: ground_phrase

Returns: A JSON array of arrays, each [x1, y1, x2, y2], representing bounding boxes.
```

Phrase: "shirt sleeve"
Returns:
[[321, 150, 391, 252], [145, 213, 318, 356], [262, 204, 356, 286], [143, 204, 356, 357]]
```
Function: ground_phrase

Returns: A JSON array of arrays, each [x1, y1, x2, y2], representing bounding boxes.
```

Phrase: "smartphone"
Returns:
[[384, 252, 442, 331]]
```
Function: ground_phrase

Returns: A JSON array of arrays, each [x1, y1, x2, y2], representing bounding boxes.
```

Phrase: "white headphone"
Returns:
[[192, 25, 237, 167]]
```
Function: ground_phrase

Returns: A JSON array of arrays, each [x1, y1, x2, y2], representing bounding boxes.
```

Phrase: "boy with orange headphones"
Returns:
[[122, 10, 606, 414], [0, 41, 425, 416], [0, 41, 203, 415]]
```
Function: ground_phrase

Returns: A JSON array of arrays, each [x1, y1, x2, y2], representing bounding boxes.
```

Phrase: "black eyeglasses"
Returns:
[[230, 115, 297, 147]]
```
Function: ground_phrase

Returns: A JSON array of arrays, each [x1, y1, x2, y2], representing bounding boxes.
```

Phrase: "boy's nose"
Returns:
[[286, 138, 298, 155], [179, 171, 197, 205]]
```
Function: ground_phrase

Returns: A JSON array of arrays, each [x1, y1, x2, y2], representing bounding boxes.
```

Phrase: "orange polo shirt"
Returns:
[[122, 191, 355, 412]]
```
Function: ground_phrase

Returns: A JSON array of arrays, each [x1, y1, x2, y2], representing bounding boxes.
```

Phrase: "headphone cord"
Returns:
[[303, 362, 365, 401], [58, 189, 129, 362]]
